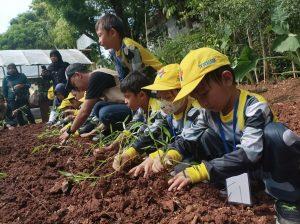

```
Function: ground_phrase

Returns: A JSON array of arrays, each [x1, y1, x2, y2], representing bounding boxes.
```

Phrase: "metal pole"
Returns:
[[1, 66, 5, 77], [37, 65, 40, 77]]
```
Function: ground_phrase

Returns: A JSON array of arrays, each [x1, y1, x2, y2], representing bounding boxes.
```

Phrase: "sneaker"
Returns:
[[78, 121, 96, 134], [275, 200, 300, 224], [92, 133, 104, 142]]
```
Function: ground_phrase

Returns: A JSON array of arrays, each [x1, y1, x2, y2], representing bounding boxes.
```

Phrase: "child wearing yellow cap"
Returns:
[[93, 71, 159, 164], [149, 48, 300, 222], [56, 91, 84, 129], [114, 64, 200, 173], [47, 83, 69, 125]]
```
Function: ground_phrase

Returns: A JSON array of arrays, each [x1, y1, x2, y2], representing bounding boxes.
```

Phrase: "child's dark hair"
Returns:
[[120, 71, 152, 96], [95, 14, 125, 39], [202, 65, 236, 86]]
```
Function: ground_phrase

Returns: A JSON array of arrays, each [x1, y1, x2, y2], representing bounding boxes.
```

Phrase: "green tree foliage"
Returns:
[[154, 31, 217, 64], [0, 0, 78, 49], [43, 0, 161, 43], [154, 0, 299, 82], [0, 0, 299, 82]]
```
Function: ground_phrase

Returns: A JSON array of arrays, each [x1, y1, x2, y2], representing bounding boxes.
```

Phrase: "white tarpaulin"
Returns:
[[0, 49, 92, 79], [0, 49, 92, 66]]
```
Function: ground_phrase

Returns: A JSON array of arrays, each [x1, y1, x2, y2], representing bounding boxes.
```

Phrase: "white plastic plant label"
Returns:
[[226, 173, 252, 205]]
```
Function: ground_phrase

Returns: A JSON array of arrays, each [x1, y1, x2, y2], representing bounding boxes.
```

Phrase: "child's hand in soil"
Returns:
[[106, 141, 120, 153], [112, 153, 130, 171], [60, 125, 70, 134], [59, 131, 70, 145], [168, 171, 192, 191], [129, 157, 154, 178], [152, 155, 173, 173], [168, 163, 209, 191]]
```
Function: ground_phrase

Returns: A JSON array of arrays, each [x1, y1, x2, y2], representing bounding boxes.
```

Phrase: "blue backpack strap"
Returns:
[[110, 49, 127, 81], [166, 115, 177, 137]]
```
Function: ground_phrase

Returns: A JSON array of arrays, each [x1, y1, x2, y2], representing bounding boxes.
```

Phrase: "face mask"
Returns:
[[160, 99, 186, 115]]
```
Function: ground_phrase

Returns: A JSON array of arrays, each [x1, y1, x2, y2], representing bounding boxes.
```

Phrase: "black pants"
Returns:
[[7, 99, 35, 126], [93, 101, 132, 132]]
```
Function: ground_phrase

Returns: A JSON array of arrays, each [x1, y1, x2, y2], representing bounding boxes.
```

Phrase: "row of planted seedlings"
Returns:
[[57, 118, 145, 185], [31, 112, 192, 187], [58, 113, 193, 185]]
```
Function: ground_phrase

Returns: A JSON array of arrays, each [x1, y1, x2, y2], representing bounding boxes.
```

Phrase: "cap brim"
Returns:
[[173, 77, 202, 102], [58, 101, 72, 110], [142, 83, 178, 91], [66, 95, 75, 100]]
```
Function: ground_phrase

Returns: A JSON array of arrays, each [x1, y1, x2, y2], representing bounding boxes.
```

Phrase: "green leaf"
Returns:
[[273, 34, 300, 53], [286, 52, 300, 67], [272, 23, 290, 35], [271, 2, 290, 28], [272, 35, 288, 50], [233, 46, 259, 81]]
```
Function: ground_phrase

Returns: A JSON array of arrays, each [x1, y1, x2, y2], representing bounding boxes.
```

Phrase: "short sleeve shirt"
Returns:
[[85, 72, 116, 100]]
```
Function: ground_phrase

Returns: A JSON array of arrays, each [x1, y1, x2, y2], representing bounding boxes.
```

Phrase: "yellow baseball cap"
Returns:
[[58, 99, 72, 110], [47, 86, 55, 100], [142, 64, 181, 91], [65, 92, 75, 101], [174, 48, 230, 102]]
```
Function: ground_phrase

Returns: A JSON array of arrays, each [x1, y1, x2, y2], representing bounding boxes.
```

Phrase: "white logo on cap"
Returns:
[[199, 58, 216, 68]]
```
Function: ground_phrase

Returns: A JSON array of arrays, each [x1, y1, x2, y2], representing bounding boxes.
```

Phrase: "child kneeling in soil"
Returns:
[[47, 83, 69, 125], [96, 70, 160, 168], [139, 47, 300, 223], [113, 64, 200, 173]]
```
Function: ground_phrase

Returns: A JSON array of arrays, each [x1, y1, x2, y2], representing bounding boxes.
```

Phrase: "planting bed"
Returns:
[[0, 78, 299, 224]]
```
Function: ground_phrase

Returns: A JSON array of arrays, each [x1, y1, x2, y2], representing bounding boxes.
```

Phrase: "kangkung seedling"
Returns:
[[59, 169, 118, 184], [32, 143, 71, 154], [32, 144, 48, 153], [0, 172, 7, 179], [37, 128, 60, 140], [59, 171, 100, 184]]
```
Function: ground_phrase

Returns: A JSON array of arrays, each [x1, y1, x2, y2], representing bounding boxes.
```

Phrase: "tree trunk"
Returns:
[[144, 12, 149, 48], [259, 26, 269, 83], [109, 0, 130, 37], [247, 28, 259, 83], [267, 33, 276, 78]]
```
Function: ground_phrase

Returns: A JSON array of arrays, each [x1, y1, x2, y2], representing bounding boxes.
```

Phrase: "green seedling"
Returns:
[[59, 155, 117, 185], [48, 144, 73, 153], [0, 172, 7, 179], [32, 143, 71, 154], [37, 128, 60, 140], [32, 144, 47, 153], [0, 120, 4, 127], [59, 171, 100, 184]]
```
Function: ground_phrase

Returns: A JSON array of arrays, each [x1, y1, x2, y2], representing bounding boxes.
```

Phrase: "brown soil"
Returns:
[[242, 78, 300, 134], [0, 78, 299, 224]]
